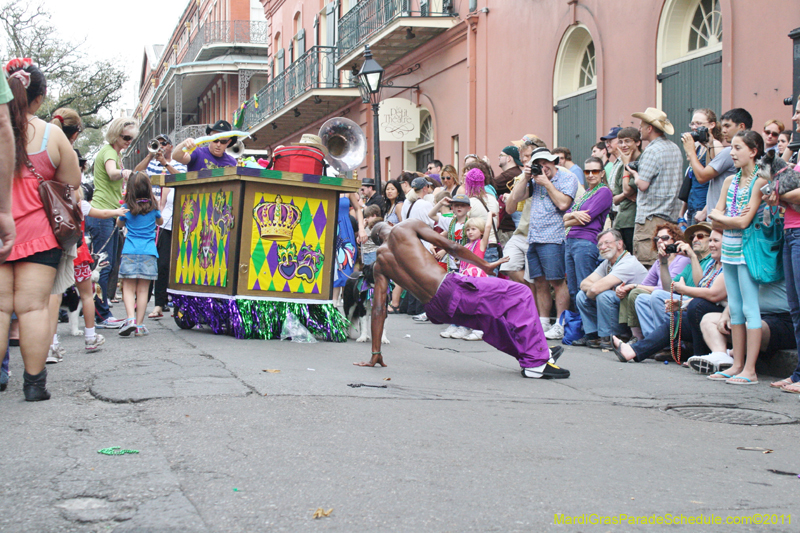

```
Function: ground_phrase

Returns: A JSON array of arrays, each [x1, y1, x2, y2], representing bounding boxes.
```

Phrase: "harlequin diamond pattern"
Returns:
[[248, 193, 328, 295], [175, 191, 231, 287]]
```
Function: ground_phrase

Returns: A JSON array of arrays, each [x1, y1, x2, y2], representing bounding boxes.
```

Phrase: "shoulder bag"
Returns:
[[742, 179, 784, 284], [26, 159, 83, 249]]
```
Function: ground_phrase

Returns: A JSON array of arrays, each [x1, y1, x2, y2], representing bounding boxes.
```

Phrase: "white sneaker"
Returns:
[[463, 330, 483, 341], [544, 323, 564, 340], [85, 334, 106, 352], [450, 326, 471, 339], [440, 324, 459, 338], [540, 318, 552, 333], [688, 352, 734, 374], [45, 346, 62, 364], [412, 312, 428, 322]]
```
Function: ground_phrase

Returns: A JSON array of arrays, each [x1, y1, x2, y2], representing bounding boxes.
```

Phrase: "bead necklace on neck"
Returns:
[[729, 164, 759, 217]]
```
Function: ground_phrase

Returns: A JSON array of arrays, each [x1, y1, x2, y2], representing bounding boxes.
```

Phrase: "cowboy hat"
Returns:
[[631, 108, 675, 135], [292, 133, 328, 157]]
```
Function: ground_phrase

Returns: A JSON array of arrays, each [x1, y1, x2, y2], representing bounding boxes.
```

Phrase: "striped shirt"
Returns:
[[721, 173, 762, 265]]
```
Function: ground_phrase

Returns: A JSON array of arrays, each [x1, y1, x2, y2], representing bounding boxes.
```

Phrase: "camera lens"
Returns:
[[529, 163, 542, 176], [784, 96, 795, 106], [665, 244, 678, 254]]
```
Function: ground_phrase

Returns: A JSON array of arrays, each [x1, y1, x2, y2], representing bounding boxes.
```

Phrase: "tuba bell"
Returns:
[[226, 139, 245, 158], [147, 139, 161, 154], [318, 117, 366, 173]]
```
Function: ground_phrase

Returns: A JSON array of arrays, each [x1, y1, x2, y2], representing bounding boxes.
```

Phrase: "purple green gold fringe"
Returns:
[[171, 294, 349, 342]]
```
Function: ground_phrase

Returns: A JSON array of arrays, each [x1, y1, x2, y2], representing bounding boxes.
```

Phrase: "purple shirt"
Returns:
[[187, 145, 237, 172], [567, 187, 613, 243], [640, 255, 691, 287]]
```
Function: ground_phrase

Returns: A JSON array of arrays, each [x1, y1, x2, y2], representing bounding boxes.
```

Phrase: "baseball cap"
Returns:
[[450, 194, 471, 206], [600, 127, 622, 141], [411, 177, 429, 190], [156, 133, 173, 145]]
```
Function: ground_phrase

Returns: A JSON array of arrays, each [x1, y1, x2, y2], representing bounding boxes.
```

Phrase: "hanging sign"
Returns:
[[378, 98, 419, 142]]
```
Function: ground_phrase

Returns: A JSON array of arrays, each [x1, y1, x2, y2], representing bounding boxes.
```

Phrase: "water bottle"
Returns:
[[677, 217, 688, 232]]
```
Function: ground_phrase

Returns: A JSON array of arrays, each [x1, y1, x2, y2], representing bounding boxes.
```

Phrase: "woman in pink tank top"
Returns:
[[0, 59, 81, 401]]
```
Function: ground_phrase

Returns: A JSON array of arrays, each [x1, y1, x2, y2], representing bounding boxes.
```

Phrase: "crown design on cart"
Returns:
[[253, 195, 301, 241]]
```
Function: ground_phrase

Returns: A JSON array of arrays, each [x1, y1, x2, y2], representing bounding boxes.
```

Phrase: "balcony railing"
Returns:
[[170, 124, 208, 145], [243, 46, 342, 130], [338, 0, 455, 58], [185, 20, 269, 63]]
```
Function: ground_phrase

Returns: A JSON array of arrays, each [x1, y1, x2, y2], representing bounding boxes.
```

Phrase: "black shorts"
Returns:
[[762, 313, 796, 356], [7, 247, 62, 269]]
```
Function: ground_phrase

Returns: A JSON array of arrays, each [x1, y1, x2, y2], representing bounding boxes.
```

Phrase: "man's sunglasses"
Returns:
[[764, 130, 780, 138], [692, 233, 709, 240]]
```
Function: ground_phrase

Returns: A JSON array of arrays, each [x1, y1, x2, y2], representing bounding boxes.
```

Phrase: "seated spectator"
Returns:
[[617, 223, 690, 340], [610, 127, 642, 253], [611, 229, 726, 362], [562, 156, 613, 323], [574, 229, 648, 349], [552, 147, 585, 186], [689, 281, 795, 375]]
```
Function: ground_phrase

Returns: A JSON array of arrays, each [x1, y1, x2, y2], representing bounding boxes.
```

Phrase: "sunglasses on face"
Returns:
[[692, 233, 709, 240], [764, 130, 780, 137], [211, 139, 227, 144], [121, 135, 133, 142], [653, 235, 671, 243], [584, 168, 604, 175], [159, 141, 168, 146]]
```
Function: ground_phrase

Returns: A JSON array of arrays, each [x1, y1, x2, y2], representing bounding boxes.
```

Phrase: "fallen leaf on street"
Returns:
[[313, 507, 333, 518], [262, 369, 280, 373], [383, 378, 391, 381]]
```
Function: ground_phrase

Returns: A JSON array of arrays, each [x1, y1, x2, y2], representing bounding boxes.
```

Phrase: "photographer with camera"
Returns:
[[678, 110, 723, 225], [616, 223, 690, 341], [681, 108, 752, 224], [507, 146, 577, 337]]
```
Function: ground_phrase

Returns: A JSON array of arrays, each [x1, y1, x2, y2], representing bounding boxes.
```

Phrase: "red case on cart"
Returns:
[[271, 146, 325, 175]]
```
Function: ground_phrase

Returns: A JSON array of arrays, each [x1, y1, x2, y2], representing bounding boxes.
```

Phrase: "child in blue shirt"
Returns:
[[116, 172, 163, 337]]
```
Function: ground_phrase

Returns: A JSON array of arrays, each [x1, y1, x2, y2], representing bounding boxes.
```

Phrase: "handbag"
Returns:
[[743, 203, 784, 283], [678, 171, 693, 203], [25, 159, 82, 249]]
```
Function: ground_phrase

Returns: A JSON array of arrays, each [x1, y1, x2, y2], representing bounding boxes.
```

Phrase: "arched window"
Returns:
[[688, 0, 722, 52], [419, 115, 433, 144], [579, 42, 596, 89]]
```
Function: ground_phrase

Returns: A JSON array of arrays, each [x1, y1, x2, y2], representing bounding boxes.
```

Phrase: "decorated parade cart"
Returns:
[[150, 165, 360, 342]]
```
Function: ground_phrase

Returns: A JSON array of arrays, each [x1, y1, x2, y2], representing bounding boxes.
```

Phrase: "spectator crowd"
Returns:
[[343, 99, 800, 393]]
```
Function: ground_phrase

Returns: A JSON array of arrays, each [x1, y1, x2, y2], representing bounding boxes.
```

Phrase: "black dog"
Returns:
[[342, 264, 389, 344]]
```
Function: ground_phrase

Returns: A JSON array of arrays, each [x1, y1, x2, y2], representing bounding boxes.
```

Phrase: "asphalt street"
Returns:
[[2, 306, 799, 532]]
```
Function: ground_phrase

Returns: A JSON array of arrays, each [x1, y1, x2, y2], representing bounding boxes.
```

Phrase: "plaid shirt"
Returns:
[[527, 168, 578, 244], [634, 135, 683, 224]]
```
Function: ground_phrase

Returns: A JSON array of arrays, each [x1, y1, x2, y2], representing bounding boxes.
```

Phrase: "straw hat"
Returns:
[[292, 133, 328, 157], [631, 107, 675, 135]]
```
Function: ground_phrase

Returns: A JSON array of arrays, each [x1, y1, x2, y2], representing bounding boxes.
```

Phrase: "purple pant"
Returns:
[[424, 274, 549, 368]]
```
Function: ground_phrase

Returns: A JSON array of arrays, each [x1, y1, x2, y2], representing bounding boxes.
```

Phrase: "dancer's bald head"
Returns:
[[371, 222, 391, 246]]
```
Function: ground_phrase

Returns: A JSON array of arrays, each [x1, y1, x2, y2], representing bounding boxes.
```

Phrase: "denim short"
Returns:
[[119, 254, 158, 280], [526, 242, 566, 281]]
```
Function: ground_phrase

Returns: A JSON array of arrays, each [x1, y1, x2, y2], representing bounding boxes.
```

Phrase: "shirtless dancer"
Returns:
[[354, 220, 570, 379]]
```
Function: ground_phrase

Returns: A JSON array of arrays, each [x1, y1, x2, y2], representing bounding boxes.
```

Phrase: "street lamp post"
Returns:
[[357, 45, 385, 192]]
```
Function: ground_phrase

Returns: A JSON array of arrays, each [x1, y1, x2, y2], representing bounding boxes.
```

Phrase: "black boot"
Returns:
[[23, 368, 51, 401]]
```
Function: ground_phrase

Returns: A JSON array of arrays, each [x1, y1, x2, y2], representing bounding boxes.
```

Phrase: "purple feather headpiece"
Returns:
[[464, 168, 485, 197]]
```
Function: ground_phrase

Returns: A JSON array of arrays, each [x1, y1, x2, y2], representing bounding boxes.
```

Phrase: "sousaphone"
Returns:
[[318, 117, 366, 174]]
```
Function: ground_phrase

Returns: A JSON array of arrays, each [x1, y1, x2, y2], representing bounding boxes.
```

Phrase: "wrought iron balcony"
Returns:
[[171, 124, 209, 145], [337, 0, 457, 68], [243, 46, 349, 131], [185, 20, 269, 63]]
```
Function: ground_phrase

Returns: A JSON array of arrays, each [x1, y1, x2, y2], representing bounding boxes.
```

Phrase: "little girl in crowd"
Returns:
[[116, 172, 163, 337], [74, 186, 128, 351], [707, 130, 767, 385]]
